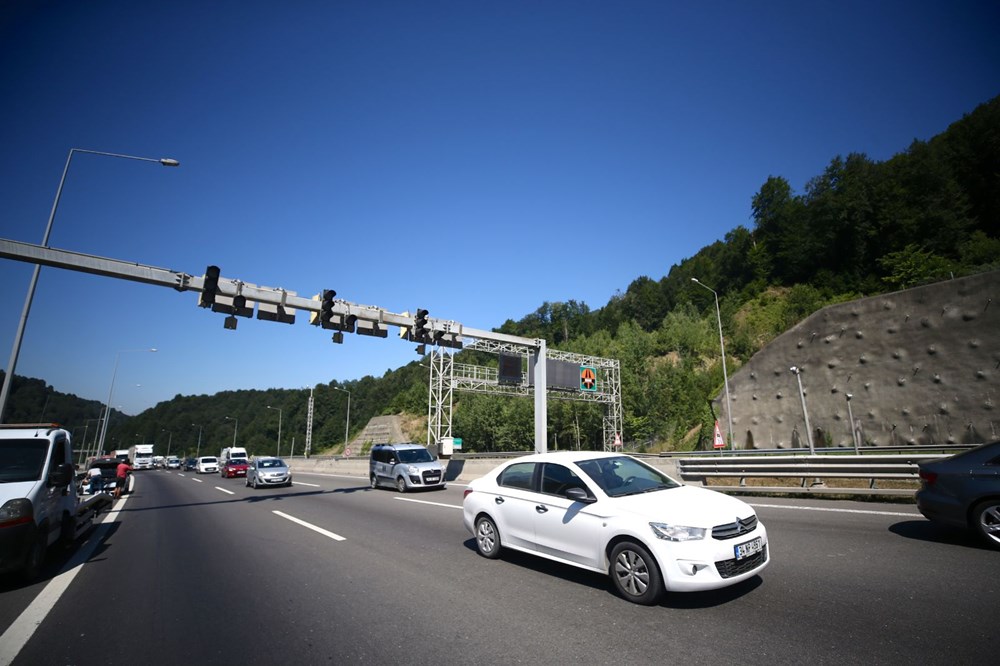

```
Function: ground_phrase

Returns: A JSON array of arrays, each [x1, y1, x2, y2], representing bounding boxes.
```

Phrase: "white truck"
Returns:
[[0, 424, 111, 579], [133, 444, 155, 470]]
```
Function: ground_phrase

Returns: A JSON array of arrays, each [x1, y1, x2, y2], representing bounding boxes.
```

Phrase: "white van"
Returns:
[[220, 447, 248, 464], [196, 456, 219, 474]]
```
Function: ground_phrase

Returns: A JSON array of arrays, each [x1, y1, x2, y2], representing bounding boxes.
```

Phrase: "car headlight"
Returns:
[[0, 498, 34, 528], [407, 465, 418, 474], [649, 522, 706, 542]]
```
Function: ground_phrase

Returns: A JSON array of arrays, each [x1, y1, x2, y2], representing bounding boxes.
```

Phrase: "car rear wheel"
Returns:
[[396, 476, 407, 493], [609, 541, 663, 605], [474, 516, 502, 559], [972, 499, 1000, 550]]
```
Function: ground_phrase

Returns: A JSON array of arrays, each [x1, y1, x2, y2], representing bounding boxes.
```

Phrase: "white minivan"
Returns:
[[196, 456, 219, 474]]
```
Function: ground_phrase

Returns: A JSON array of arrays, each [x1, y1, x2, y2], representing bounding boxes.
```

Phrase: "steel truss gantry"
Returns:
[[425, 340, 624, 452]]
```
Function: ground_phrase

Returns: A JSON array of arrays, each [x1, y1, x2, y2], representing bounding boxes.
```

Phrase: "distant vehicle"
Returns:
[[369, 443, 445, 492], [166, 457, 181, 469], [462, 451, 769, 605], [113, 449, 130, 462], [133, 444, 155, 470], [246, 457, 292, 488], [221, 458, 249, 478], [0, 424, 111, 579], [917, 441, 1000, 550], [220, 447, 248, 465], [196, 456, 219, 474], [183, 458, 197, 471], [88, 457, 130, 496]]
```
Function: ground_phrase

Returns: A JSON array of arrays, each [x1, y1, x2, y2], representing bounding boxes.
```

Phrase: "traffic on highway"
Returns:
[[1, 438, 997, 665]]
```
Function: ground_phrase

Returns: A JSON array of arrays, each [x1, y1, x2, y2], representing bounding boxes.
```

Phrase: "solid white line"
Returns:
[[192, 478, 203, 483], [0, 495, 127, 666], [748, 502, 919, 517], [394, 497, 463, 510], [272, 511, 346, 541], [215, 487, 235, 495], [291, 481, 321, 487]]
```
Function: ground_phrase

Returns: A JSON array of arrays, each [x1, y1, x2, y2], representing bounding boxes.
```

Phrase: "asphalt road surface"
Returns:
[[1, 470, 995, 665]]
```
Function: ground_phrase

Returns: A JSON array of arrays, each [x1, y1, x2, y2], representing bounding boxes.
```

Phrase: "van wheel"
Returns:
[[396, 476, 407, 493], [22, 531, 47, 581], [370, 474, 378, 489]]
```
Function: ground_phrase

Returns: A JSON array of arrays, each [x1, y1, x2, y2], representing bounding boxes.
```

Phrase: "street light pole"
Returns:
[[790, 366, 815, 454], [267, 406, 283, 457], [192, 423, 203, 458], [0, 148, 179, 423], [331, 387, 351, 448], [225, 416, 238, 448], [691, 278, 734, 449], [162, 429, 173, 458], [846, 393, 860, 454], [97, 348, 156, 455]]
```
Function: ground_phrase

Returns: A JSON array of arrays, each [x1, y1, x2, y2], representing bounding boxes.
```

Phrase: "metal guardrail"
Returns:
[[676, 453, 949, 496], [659, 444, 973, 457]]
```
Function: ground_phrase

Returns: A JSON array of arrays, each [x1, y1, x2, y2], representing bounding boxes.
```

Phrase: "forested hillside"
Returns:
[[7, 96, 999, 455]]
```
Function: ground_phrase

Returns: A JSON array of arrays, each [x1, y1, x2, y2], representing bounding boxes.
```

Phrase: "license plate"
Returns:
[[426, 476, 440, 483], [734, 537, 763, 560]]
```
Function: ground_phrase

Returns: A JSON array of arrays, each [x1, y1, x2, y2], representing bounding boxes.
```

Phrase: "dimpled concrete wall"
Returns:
[[721, 271, 1000, 449]]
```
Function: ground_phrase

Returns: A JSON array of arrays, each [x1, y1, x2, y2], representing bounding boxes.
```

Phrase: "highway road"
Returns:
[[1, 469, 995, 665]]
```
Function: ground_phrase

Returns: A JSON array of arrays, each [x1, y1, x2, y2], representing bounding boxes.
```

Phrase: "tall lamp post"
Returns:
[[331, 386, 351, 448], [191, 423, 203, 459], [845, 393, 860, 454], [225, 416, 238, 448], [790, 366, 815, 454], [97, 348, 157, 455], [266, 406, 283, 457], [691, 278, 733, 449], [0, 148, 179, 423], [162, 429, 173, 458]]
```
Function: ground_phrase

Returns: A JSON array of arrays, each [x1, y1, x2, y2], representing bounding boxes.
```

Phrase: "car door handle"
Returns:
[[535, 505, 548, 513], [494, 497, 504, 505]]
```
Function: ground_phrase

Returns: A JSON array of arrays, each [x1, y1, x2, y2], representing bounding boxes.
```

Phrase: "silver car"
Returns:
[[369, 443, 446, 492], [246, 457, 292, 489]]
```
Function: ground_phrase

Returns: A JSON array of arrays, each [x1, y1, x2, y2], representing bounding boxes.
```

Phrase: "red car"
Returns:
[[220, 459, 249, 478]]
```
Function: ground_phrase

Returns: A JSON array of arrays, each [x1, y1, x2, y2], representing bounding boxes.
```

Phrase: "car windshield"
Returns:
[[397, 448, 433, 464], [0, 439, 48, 483], [259, 459, 285, 468], [576, 456, 680, 498], [202, 457, 218, 464]]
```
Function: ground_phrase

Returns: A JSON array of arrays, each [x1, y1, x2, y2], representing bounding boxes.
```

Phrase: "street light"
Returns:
[[790, 366, 815, 454], [691, 278, 733, 449], [225, 416, 238, 448], [162, 429, 173, 457], [331, 386, 351, 448], [0, 148, 179, 422], [845, 394, 860, 454], [192, 423, 203, 459], [96, 348, 157, 455], [266, 406, 283, 457]]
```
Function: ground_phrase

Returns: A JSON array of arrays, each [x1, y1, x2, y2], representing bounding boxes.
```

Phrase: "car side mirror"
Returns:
[[564, 487, 596, 504], [49, 462, 74, 487]]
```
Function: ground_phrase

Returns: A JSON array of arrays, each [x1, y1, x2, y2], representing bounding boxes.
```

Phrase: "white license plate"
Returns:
[[426, 477, 440, 483], [734, 537, 763, 560]]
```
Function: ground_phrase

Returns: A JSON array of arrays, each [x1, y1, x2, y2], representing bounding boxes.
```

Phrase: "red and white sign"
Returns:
[[613, 432, 622, 448], [713, 421, 725, 449]]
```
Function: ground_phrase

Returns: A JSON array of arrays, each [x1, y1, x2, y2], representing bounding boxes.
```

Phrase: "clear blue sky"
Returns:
[[1, 1, 997, 416]]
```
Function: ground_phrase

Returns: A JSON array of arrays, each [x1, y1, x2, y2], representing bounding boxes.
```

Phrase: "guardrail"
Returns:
[[676, 453, 948, 497]]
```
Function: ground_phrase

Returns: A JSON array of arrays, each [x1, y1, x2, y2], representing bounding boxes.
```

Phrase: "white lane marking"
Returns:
[[394, 497, 462, 510], [177, 473, 186, 477], [272, 511, 346, 541], [0, 496, 127, 666], [749, 502, 919, 518], [215, 487, 235, 495], [192, 478, 203, 483], [291, 481, 321, 487]]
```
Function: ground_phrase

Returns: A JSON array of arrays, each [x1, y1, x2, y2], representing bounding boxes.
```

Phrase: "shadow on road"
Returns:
[[889, 519, 994, 551]]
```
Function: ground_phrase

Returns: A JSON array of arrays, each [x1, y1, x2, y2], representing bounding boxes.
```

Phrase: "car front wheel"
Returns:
[[972, 499, 1000, 550], [474, 516, 502, 559], [370, 474, 378, 490], [609, 541, 663, 605], [395, 476, 407, 493]]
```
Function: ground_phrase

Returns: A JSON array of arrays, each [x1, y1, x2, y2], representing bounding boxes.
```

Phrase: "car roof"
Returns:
[[504, 451, 629, 464], [376, 443, 425, 450]]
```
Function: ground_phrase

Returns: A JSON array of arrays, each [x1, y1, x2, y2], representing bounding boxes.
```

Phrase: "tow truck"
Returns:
[[0, 424, 112, 579]]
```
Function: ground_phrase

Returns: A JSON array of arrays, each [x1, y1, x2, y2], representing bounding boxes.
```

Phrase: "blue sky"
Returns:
[[1, 1, 998, 416]]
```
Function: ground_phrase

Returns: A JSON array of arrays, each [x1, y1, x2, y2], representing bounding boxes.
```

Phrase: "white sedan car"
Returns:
[[462, 451, 769, 605]]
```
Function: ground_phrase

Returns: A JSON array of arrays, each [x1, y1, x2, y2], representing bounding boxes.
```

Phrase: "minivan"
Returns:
[[369, 443, 446, 492]]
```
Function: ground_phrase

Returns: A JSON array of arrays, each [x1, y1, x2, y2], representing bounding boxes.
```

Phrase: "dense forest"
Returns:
[[5, 96, 999, 456]]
